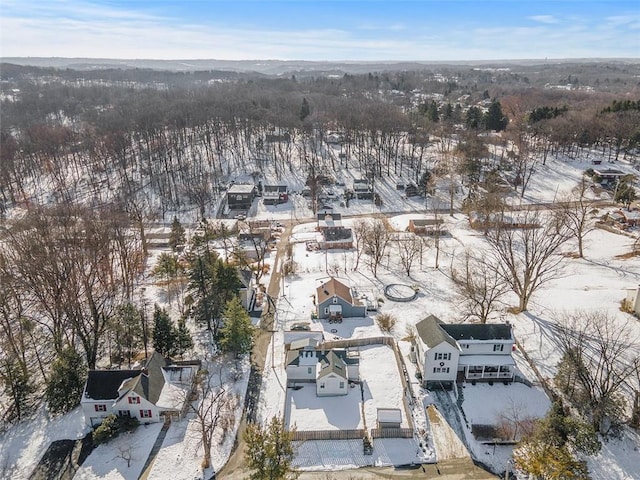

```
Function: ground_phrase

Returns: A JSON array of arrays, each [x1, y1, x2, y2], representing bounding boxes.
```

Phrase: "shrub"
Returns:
[[93, 415, 119, 445], [376, 313, 397, 333], [92, 414, 139, 445]]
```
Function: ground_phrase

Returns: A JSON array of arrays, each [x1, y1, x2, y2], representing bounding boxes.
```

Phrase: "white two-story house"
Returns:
[[414, 315, 515, 389]]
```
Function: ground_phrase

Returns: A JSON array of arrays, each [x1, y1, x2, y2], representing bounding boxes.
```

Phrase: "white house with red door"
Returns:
[[81, 352, 199, 427]]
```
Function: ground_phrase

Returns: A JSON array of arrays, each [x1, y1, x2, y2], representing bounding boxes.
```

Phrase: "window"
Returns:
[[307, 367, 312, 374], [332, 297, 338, 304], [339, 382, 345, 389], [464, 344, 470, 349], [493, 344, 504, 352], [140, 410, 152, 418], [324, 308, 329, 314], [432, 367, 450, 374], [128, 396, 140, 404], [435, 352, 451, 361], [94, 404, 107, 412], [320, 383, 325, 389]]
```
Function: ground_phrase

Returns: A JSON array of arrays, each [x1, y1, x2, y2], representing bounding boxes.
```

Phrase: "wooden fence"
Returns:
[[321, 336, 393, 350], [370, 428, 414, 439], [292, 429, 365, 441]]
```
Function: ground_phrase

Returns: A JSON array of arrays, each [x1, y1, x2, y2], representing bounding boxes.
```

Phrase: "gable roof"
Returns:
[[415, 315, 458, 349], [84, 370, 141, 401], [317, 278, 353, 305], [317, 350, 348, 380], [84, 352, 171, 404], [441, 323, 513, 341]]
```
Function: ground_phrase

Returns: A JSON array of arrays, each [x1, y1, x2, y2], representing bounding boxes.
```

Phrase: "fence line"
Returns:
[[370, 428, 414, 439], [320, 336, 393, 350], [291, 429, 365, 441]]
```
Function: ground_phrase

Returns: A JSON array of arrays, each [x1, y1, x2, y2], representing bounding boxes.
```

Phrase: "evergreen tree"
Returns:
[[169, 216, 186, 252], [465, 106, 483, 129], [442, 103, 454, 122], [46, 346, 87, 415], [108, 303, 143, 367], [299, 97, 310, 121], [418, 169, 433, 196], [175, 319, 193, 356], [426, 100, 439, 122], [484, 100, 508, 131], [0, 354, 35, 420], [187, 249, 242, 335], [187, 249, 219, 332], [615, 178, 637, 208], [152, 305, 176, 357], [219, 297, 254, 358], [244, 416, 298, 480]]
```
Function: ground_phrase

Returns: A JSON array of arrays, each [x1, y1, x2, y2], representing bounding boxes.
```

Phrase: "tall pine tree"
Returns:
[[46, 346, 87, 415], [219, 297, 254, 358], [152, 305, 176, 357]]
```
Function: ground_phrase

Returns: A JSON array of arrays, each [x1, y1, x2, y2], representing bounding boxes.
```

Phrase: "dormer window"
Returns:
[[493, 344, 504, 352]]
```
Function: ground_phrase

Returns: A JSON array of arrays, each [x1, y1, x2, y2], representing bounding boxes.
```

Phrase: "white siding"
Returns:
[[458, 339, 514, 355], [316, 373, 348, 396], [423, 343, 459, 383]]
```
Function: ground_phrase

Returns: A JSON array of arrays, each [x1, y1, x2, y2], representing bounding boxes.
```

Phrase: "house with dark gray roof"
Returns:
[[81, 352, 200, 427], [414, 315, 515, 389]]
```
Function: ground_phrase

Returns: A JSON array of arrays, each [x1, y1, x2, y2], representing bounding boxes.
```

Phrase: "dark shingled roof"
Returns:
[[84, 370, 141, 400], [415, 315, 458, 349], [441, 323, 513, 341], [84, 352, 171, 403]]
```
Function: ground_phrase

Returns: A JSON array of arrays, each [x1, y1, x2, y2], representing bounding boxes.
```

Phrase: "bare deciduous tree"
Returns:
[[485, 209, 570, 312], [186, 365, 238, 469], [451, 250, 509, 323], [555, 310, 639, 435], [396, 235, 423, 277], [361, 218, 392, 278], [559, 177, 596, 258]]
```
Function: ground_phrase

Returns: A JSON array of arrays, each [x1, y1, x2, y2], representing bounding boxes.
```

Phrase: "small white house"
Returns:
[[316, 351, 349, 396]]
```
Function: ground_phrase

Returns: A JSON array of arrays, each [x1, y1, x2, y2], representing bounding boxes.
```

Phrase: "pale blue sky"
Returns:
[[1, 0, 638, 60]]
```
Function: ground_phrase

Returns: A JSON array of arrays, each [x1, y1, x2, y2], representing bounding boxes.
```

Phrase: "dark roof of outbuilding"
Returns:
[[441, 323, 513, 341], [84, 370, 141, 401], [415, 315, 458, 349]]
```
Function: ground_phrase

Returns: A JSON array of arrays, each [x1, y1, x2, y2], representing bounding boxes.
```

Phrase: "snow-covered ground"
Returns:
[[0, 406, 90, 480], [73, 422, 163, 480], [2, 148, 639, 478]]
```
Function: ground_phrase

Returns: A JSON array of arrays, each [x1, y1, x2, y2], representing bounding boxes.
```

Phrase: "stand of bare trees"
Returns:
[[555, 311, 639, 436]]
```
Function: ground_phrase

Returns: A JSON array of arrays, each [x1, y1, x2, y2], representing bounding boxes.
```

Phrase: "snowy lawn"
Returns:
[[73, 422, 163, 480], [287, 385, 363, 431], [293, 438, 426, 470], [0, 406, 90, 480], [459, 383, 550, 426]]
